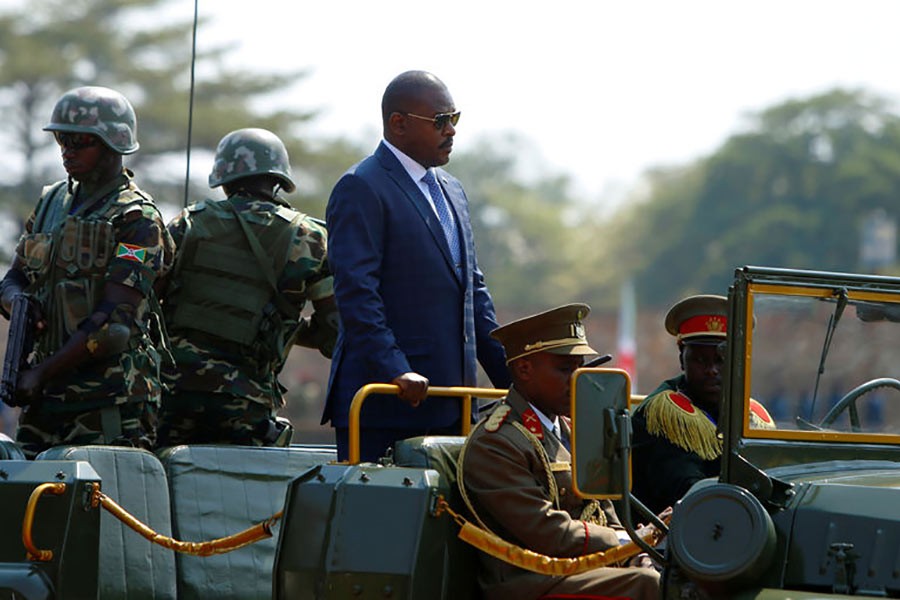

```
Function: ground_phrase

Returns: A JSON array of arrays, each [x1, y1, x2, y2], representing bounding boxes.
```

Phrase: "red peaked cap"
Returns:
[[664, 295, 727, 345]]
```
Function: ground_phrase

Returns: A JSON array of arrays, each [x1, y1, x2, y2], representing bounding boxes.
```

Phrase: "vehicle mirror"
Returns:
[[570, 368, 631, 499], [855, 301, 900, 323]]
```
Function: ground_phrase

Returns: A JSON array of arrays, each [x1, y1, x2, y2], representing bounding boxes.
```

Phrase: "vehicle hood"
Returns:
[[773, 461, 900, 596]]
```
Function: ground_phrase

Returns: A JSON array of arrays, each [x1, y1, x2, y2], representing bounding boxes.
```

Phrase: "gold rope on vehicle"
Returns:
[[435, 496, 665, 576], [22, 481, 282, 561], [89, 484, 282, 556]]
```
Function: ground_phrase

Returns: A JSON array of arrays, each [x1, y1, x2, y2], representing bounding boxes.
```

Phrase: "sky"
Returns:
[[195, 0, 900, 205], [3, 0, 900, 206]]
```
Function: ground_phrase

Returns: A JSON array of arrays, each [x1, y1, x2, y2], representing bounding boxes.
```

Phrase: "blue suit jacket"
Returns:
[[323, 142, 510, 429]]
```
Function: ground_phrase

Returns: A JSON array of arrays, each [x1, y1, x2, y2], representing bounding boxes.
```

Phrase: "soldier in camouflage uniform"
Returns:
[[156, 128, 338, 447], [0, 86, 174, 458]]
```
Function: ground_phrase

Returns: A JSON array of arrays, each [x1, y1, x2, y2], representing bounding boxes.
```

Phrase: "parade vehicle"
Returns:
[[584, 266, 900, 599], [4, 264, 900, 599]]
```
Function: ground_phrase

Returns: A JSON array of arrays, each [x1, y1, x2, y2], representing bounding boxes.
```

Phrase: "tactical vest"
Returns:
[[165, 197, 304, 374], [19, 178, 159, 358]]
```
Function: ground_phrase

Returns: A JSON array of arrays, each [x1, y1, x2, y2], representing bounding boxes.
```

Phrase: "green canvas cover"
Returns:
[[0, 460, 101, 600], [275, 461, 463, 600], [392, 436, 480, 599], [36, 446, 176, 600], [158, 444, 336, 600]]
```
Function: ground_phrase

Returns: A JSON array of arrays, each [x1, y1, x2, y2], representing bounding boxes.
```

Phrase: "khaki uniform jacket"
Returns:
[[460, 387, 645, 599]]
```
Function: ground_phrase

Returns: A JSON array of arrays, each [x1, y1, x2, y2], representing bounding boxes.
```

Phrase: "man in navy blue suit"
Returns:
[[324, 70, 511, 461]]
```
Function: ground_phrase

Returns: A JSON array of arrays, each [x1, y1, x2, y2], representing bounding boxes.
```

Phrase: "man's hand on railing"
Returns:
[[392, 372, 429, 407]]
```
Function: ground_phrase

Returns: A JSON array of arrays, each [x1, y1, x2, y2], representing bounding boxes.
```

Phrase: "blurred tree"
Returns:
[[0, 0, 356, 234], [449, 134, 586, 309], [607, 88, 900, 306]]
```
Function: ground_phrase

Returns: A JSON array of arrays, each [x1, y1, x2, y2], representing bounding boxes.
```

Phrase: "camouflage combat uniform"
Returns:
[[157, 128, 337, 447], [5, 86, 173, 458], [13, 171, 173, 457]]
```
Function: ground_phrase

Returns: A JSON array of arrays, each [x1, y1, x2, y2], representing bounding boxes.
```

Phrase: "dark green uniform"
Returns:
[[158, 127, 338, 448], [158, 195, 334, 447], [631, 375, 721, 516], [13, 170, 173, 457]]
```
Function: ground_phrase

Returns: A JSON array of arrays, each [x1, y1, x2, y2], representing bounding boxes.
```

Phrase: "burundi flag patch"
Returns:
[[115, 242, 147, 263]]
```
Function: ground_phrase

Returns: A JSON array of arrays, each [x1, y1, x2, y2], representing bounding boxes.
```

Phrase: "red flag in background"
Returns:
[[616, 279, 638, 392]]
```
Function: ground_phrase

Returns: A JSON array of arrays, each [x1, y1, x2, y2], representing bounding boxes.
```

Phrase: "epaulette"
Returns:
[[749, 398, 776, 430], [186, 199, 210, 213], [484, 404, 511, 432], [643, 390, 722, 461], [113, 182, 152, 207], [274, 204, 301, 223]]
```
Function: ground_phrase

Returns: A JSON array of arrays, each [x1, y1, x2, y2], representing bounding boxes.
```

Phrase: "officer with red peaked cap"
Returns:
[[629, 295, 774, 516]]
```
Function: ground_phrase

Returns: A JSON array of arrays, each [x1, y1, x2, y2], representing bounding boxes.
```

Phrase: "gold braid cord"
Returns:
[[457, 419, 561, 535], [90, 484, 281, 557], [437, 498, 665, 576], [453, 420, 662, 576], [645, 390, 722, 460]]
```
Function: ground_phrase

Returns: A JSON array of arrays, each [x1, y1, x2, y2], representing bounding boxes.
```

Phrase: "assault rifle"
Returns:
[[1, 294, 35, 407]]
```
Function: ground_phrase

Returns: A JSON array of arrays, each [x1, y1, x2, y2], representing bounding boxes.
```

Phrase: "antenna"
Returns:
[[183, 0, 200, 208]]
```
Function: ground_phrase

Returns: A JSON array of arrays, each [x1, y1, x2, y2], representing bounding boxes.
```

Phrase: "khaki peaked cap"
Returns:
[[491, 303, 598, 363]]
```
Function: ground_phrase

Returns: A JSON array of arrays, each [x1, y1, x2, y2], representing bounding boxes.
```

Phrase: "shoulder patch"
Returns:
[[115, 242, 147, 264], [484, 404, 511, 432], [644, 389, 722, 460], [749, 398, 776, 430]]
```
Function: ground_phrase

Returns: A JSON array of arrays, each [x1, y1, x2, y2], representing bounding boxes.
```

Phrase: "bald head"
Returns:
[[381, 71, 448, 125], [381, 70, 457, 167]]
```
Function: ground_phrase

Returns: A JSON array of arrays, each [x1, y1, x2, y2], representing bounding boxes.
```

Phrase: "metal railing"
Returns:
[[347, 384, 508, 465]]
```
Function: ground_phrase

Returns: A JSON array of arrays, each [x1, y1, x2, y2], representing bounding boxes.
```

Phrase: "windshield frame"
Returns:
[[740, 281, 900, 445]]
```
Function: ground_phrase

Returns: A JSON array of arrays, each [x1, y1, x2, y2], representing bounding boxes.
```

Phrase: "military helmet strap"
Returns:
[[32, 181, 69, 234]]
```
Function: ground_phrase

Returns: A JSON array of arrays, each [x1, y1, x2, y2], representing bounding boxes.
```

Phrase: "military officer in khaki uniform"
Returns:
[[459, 304, 661, 600], [631, 295, 775, 515]]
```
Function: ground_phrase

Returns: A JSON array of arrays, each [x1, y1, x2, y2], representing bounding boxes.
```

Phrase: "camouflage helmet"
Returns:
[[43, 86, 139, 154], [208, 128, 296, 193]]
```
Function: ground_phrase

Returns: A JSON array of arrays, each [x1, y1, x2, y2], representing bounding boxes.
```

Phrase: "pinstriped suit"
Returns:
[[324, 142, 510, 460]]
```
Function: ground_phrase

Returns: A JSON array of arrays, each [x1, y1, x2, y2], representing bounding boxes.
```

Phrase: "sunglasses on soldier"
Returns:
[[403, 111, 461, 130], [54, 132, 101, 150]]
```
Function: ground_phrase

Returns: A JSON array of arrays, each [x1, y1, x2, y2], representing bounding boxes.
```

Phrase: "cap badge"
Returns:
[[571, 322, 585, 340], [706, 317, 725, 333]]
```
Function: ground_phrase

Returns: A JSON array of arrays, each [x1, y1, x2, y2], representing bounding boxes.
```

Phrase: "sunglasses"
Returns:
[[404, 111, 461, 130], [54, 132, 101, 150]]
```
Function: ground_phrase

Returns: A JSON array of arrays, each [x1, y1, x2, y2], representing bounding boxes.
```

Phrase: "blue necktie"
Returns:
[[554, 422, 571, 452], [422, 170, 461, 274]]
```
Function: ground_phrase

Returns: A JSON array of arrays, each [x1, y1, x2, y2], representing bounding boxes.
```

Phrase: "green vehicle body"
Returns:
[[661, 266, 900, 599], [4, 264, 900, 599]]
